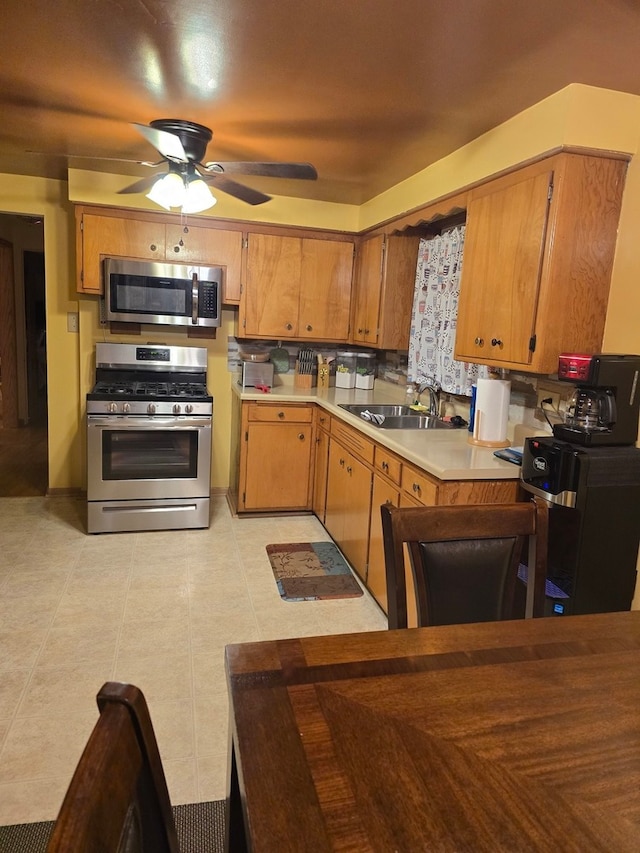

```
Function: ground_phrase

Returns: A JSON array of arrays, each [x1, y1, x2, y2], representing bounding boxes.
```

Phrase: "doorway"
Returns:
[[0, 215, 48, 496]]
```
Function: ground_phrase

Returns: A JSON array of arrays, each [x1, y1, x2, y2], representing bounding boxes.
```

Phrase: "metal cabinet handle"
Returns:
[[150, 244, 157, 251], [474, 337, 484, 346], [491, 338, 503, 347], [346, 466, 352, 474], [358, 328, 364, 334], [285, 323, 293, 331], [306, 324, 312, 331], [381, 461, 389, 471], [298, 433, 305, 441], [278, 411, 285, 419], [339, 458, 345, 467], [412, 483, 421, 494]]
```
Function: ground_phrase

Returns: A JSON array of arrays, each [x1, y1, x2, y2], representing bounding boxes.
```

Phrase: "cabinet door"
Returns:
[[79, 213, 164, 293], [455, 170, 552, 366], [352, 234, 384, 345], [243, 234, 301, 337], [340, 452, 373, 581], [165, 225, 243, 304], [298, 239, 353, 341], [242, 421, 312, 511], [324, 439, 347, 546], [313, 422, 330, 522], [367, 474, 400, 613]]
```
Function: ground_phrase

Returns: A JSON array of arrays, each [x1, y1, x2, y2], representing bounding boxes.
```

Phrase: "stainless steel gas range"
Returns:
[[86, 342, 213, 534]]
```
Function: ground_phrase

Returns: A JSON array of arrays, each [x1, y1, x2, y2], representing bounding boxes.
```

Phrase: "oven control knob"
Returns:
[[147, 403, 156, 414], [185, 404, 193, 414], [122, 403, 131, 414], [108, 402, 117, 413], [173, 404, 182, 414]]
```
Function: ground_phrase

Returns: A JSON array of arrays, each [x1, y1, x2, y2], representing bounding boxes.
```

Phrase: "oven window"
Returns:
[[102, 430, 198, 480]]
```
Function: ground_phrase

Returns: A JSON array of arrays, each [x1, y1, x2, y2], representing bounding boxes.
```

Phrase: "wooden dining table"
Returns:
[[224, 611, 640, 852]]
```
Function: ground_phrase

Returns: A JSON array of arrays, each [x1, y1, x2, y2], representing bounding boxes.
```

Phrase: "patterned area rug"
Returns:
[[0, 800, 226, 853], [266, 541, 364, 601]]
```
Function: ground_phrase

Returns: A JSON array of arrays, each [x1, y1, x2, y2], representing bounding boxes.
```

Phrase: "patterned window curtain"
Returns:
[[408, 226, 486, 396]]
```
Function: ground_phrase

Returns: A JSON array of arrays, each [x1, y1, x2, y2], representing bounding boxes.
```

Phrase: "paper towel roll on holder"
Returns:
[[467, 376, 511, 448]]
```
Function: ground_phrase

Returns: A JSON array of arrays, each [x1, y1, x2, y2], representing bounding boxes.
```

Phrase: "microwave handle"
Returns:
[[191, 272, 199, 325]]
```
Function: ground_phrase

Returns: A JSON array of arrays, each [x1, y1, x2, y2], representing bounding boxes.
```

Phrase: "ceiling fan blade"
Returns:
[[132, 122, 188, 163], [203, 173, 271, 206], [117, 174, 160, 195], [27, 150, 162, 167], [203, 161, 317, 180]]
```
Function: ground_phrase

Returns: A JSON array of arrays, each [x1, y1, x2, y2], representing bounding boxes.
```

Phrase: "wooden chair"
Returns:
[[47, 682, 180, 853], [381, 497, 549, 629]]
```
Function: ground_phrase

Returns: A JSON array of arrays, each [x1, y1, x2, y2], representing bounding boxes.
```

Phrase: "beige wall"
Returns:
[[1, 83, 640, 496]]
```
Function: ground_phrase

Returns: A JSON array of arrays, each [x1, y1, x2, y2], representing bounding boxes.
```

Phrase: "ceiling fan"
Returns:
[[117, 119, 318, 209]]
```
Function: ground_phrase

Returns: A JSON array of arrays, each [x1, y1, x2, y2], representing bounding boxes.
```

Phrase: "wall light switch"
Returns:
[[67, 312, 79, 333]]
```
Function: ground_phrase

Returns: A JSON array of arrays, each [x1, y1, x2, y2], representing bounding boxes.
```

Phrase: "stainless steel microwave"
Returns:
[[104, 258, 222, 327]]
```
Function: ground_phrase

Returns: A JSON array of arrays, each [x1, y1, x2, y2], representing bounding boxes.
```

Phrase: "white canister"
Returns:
[[335, 351, 356, 389], [355, 352, 376, 390]]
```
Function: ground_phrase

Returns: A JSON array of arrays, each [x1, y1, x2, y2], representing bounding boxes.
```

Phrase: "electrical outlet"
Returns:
[[536, 387, 560, 410], [67, 312, 79, 333]]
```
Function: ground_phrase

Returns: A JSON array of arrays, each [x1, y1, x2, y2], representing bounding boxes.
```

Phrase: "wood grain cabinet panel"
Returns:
[[76, 207, 244, 302], [455, 153, 627, 373], [351, 234, 420, 349], [238, 402, 314, 512], [241, 233, 354, 341]]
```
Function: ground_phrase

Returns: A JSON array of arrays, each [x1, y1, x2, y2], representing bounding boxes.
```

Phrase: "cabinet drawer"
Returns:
[[247, 403, 313, 423], [331, 419, 375, 465], [401, 464, 438, 505], [374, 446, 402, 486]]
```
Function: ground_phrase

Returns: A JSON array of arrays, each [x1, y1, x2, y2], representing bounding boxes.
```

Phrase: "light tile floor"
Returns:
[[0, 495, 387, 826]]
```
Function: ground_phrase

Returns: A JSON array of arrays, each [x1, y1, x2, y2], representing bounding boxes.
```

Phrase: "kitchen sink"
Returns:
[[338, 404, 453, 430], [339, 404, 416, 417]]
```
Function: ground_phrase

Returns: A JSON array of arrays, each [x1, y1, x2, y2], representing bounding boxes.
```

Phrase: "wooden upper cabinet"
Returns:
[[78, 212, 164, 292], [241, 233, 354, 341], [351, 234, 420, 349], [455, 153, 627, 373], [76, 207, 243, 303], [298, 239, 353, 340]]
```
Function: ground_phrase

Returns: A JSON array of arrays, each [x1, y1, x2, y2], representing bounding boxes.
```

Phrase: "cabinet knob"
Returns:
[[278, 411, 285, 419], [346, 466, 352, 474], [173, 245, 180, 253], [306, 324, 312, 332], [382, 461, 388, 471], [285, 323, 293, 331], [412, 483, 421, 494], [365, 328, 370, 335], [150, 244, 157, 252], [298, 433, 305, 441], [358, 328, 364, 334], [474, 337, 485, 346], [339, 458, 345, 467], [491, 338, 503, 347]]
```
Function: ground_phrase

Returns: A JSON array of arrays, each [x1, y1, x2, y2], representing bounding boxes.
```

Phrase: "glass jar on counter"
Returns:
[[355, 352, 376, 389], [335, 350, 357, 388]]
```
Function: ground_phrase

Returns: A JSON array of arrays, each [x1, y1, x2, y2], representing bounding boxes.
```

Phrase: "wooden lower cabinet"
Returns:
[[367, 473, 400, 612], [238, 403, 314, 512], [312, 411, 331, 522], [324, 438, 372, 582]]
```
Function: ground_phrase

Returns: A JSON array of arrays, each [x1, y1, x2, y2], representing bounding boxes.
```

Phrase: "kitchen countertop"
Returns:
[[233, 379, 522, 482]]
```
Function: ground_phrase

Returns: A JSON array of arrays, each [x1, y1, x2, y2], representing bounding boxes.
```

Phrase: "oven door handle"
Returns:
[[87, 417, 211, 429]]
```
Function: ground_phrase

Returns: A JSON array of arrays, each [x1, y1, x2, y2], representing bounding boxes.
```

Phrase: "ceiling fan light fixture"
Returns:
[[181, 177, 217, 214], [146, 170, 186, 210]]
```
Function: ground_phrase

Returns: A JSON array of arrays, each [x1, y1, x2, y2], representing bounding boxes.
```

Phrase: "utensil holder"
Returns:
[[294, 361, 317, 388]]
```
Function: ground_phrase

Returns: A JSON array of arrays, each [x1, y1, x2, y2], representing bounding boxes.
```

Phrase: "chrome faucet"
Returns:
[[416, 380, 441, 417]]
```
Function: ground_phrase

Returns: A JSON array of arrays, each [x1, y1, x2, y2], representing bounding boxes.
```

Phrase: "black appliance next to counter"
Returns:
[[521, 436, 640, 615]]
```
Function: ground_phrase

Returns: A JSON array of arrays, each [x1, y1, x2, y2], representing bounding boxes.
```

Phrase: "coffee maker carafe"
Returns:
[[552, 353, 640, 446]]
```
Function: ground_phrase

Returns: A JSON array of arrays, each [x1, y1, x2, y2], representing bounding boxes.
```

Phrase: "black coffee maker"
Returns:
[[552, 353, 640, 446]]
